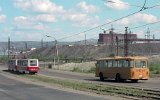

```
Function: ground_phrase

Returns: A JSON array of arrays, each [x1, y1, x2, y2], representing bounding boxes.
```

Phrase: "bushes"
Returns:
[[0, 55, 8, 63], [149, 63, 160, 74], [71, 66, 96, 73], [87, 67, 96, 73], [71, 67, 82, 72], [30, 54, 53, 61]]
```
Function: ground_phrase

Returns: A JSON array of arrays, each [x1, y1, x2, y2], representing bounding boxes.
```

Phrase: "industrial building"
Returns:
[[98, 30, 137, 45], [98, 28, 160, 45]]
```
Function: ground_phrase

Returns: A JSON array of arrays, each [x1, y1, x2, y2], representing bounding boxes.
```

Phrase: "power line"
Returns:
[[130, 20, 160, 30], [58, 11, 141, 40], [140, 0, 147, 11], [106, 0, 160, 9], [147, 4, 160, 9], [87, 20, 160, 44], [57, 11, 140, 41], [115, 20, 160, 33], [57, 2, 159, 41], [106, 0, 145, 8], [87, 19, 160, 41]]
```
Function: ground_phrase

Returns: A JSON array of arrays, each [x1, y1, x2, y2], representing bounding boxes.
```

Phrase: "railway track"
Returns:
[[143, 89, 160, 99], [39, 69, 160, 90], [38, 69, 160, 99]]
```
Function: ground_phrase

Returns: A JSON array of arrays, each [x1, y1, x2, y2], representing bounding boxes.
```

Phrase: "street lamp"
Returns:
[[46, 35, 59, 68]]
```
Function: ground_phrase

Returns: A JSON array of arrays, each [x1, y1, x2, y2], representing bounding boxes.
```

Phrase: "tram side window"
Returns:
[[129, 60, 134, 68], [99, 61, 104, 68], [112, 60, 118, 67], [108, 60, 112, 68], [18, 61, 21, 66], [104, 61, 108, 68], [11, 61, 13, 65], [118, 60, 124, 67], [123, 60, 129, 67], [22, 61, 28, 66], [30, 60, 37, 66], [12, 61, 15, 65], [118, 60, 134, 68]]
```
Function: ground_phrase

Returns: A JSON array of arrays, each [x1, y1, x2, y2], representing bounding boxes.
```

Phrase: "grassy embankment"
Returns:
[[20, 74, 160, 99], [149, 63, 160, 74], [55, 61, 160, 75], [149, 57, 160, 74]]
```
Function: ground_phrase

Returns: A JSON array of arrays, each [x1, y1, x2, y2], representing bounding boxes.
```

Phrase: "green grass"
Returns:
[[149, 63, 160, 74], [19, 74, 159, 99], [0, 55, 8, 63], [71, 67, 96, 73], [70, 62, 160, 75]]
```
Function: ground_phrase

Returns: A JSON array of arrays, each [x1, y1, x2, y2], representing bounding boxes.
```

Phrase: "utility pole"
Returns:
[[110, 26, 114, 55], [84, 33, 86, 61], [116, 36, 119, 56], [124, 27, 128, 57], [153, 34, 155, 41], [55, 40, 59, 68], [145, 28, 152, 55], [129, 29, 133, 55], [46, 35, 59, 68], [25, 42, 28, 51], [146, 28, 151, 43], [8, 37, 10, 59]]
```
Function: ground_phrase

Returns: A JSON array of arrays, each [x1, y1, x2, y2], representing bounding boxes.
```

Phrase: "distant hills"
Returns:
[[0, 39, 98, 53], [1, 39, 160, 59]]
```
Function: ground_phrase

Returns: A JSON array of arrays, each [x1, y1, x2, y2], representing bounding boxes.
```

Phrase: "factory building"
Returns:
[[98, 30, 137, 45]]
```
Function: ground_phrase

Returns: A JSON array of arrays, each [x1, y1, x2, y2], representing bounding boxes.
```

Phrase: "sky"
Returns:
[[0, 0, 160, 42]]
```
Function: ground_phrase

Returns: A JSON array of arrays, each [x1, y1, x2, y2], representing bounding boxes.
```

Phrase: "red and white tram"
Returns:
[[8, 59, 18, 71], [8, 59, 39, 74]]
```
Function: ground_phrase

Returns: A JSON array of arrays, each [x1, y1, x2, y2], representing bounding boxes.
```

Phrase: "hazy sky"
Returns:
[[0, 0, 159, 41]]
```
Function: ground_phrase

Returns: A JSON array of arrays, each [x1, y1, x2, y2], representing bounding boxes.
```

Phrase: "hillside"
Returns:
[[29, 43, 160, 61]]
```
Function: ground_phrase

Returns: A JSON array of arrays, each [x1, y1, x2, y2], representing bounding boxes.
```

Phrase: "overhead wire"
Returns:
[[88, 19, 160, 44], [58, 11, 140, 41], [57, 0, 159, 41], [105, 0, 160, 9], [140, 0, 147, 11], [106, 0, 144, 8], [114, 20, 160, 33], [130, 20, 160, 30]]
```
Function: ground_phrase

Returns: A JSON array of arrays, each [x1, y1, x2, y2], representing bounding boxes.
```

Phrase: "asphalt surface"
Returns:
[[0, 73, 111, 100], [1, 64, 160, 100], [39, 69, 160, 91]]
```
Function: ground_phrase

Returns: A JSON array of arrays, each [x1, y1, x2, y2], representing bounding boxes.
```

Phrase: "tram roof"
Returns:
[[97, 56, 148, 61]]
